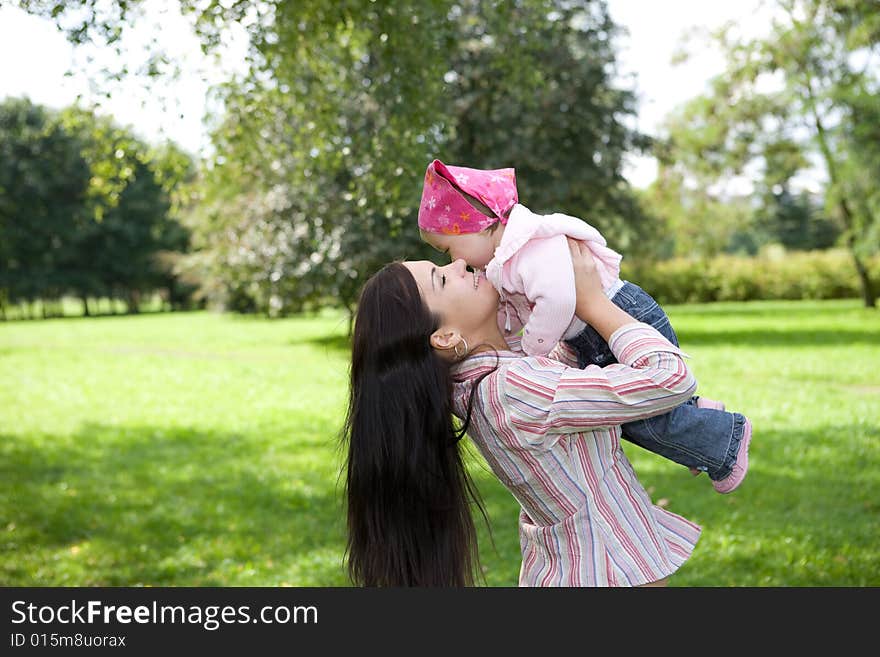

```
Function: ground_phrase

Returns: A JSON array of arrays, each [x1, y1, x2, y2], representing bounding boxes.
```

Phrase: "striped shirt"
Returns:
[[451, 322, 702, 586]]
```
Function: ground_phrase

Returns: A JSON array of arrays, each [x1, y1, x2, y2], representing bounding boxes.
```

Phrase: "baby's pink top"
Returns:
[[485, 204, 623, 357]]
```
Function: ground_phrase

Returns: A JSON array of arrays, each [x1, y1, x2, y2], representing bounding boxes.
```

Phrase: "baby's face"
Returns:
[[421, 230, 497, 269]]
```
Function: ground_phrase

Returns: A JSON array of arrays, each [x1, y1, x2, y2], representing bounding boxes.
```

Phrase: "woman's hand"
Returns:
[[568, 237, 604, 321], [567, 237, 636, 340]]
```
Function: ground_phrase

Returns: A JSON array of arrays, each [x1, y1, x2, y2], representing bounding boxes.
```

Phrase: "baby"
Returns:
[[417, 158, 752, 493]]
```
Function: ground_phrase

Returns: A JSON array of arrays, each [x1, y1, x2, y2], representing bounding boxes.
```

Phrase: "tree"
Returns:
[[752, 188, 840, 252], [0, 98, 92, 315], [658, 0, 879, 305], [445, 1, 655, 256], [0, 97, 194, 316], [16, 1, 651, 325]]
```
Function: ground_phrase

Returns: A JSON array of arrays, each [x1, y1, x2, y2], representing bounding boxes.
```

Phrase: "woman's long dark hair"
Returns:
[[342, 262, 487, 586]]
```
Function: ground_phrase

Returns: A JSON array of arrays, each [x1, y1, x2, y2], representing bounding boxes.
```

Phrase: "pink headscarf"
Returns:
[[417, 159, 518, 235]]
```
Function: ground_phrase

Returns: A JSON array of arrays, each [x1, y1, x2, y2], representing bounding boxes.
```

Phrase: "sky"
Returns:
[[0, 0, 773, 188]]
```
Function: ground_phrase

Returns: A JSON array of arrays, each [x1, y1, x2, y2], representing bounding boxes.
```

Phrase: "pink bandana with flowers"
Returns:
[[417, 159, 518, 235]]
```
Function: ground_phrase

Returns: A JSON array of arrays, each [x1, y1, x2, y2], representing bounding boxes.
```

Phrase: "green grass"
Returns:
[[1, 299, 877, 586]]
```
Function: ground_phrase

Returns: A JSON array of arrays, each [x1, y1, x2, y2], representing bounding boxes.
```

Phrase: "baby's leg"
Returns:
[[620, 403, 745, 480], [566, 282, 752, 488], [565, 281, 679, 368]]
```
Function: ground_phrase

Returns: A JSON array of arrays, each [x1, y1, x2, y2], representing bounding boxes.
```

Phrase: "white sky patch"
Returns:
[[0, 1, 248, 157], [606, 0, 781, 188]]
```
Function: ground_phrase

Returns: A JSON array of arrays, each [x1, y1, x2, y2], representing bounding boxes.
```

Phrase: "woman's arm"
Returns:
[[505, 327, 695, 435], [568, 238, 637, 339], [504, 239, 695, 436], [544, 238, 626, 367]]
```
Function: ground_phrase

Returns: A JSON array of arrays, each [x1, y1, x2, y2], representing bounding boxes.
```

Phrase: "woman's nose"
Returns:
[[450, 259, 467, 275]]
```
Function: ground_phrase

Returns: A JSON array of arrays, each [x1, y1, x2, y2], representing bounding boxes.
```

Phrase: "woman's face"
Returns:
[[421, 230, 497, 269], [402, 259, 499, 336]]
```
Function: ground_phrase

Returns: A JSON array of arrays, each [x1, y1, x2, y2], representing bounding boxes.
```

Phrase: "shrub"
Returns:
[[621, 248, 879, 304]]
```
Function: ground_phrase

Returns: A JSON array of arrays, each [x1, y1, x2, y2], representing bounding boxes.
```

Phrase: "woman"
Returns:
[[342, 240, 701, 586]]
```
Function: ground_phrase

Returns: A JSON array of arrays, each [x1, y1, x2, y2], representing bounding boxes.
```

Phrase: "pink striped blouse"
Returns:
[[451, 322, 702, 586]]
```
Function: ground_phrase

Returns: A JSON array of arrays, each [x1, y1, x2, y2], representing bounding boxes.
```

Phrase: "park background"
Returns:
[[0, 0, 877, 586]]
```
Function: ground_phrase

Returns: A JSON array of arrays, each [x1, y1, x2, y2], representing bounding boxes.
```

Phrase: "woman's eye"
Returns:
[[441, 275, 446, 287]]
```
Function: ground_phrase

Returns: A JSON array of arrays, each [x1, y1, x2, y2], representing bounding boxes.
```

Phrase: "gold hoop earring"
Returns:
[[454, 338, 469, 360]]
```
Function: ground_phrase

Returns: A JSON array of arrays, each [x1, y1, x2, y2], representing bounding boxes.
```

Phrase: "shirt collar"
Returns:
[[450, 336, 523, 381]]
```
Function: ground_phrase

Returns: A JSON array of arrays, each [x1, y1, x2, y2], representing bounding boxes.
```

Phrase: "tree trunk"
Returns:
[[846, 233, 877, 308], [835, 194, 877, 308], [806, 89, 876, 308], [126, 290, 141, 314], [83, 297, 91, 317]]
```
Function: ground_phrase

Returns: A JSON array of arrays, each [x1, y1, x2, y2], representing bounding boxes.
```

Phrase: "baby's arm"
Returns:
[[515, 234, 578, 357]]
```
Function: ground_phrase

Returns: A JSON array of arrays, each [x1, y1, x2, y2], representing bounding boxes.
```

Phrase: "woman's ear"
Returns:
[[430, 329, 462, 352]]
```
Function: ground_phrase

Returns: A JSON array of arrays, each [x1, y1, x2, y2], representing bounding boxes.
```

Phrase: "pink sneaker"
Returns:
[[697, 397, 726, 411], [713, 418, 752, 494]]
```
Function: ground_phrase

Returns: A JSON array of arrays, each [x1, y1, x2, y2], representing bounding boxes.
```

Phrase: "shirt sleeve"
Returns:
[[547, 340, 579, 368], [504, 323, 696, 439], [515, 234, 577, 357]]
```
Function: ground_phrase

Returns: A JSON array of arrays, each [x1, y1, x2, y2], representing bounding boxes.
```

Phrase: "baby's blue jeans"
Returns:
[[565, 281, 747, 480]]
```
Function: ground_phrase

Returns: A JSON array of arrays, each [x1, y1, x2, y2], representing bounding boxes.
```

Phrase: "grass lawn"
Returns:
[[1, 299, 877, 586]]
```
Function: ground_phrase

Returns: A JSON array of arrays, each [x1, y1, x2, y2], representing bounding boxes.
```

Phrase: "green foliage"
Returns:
[[1, 301, 877, 585], [0, 97, 195, 315], [17, 0, 649, 317], [623, 248, 880, 304], [0, 98, 92, 304], [636, 173, 754, 259], [745, 189, 840, 253], [653, 0, 880, 305], [56, 106, 142, 220], [179, 1, 462, 316], [195, 0, 650, 315], [833, 78, 880, 258], [443, 1, 655, 256]]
